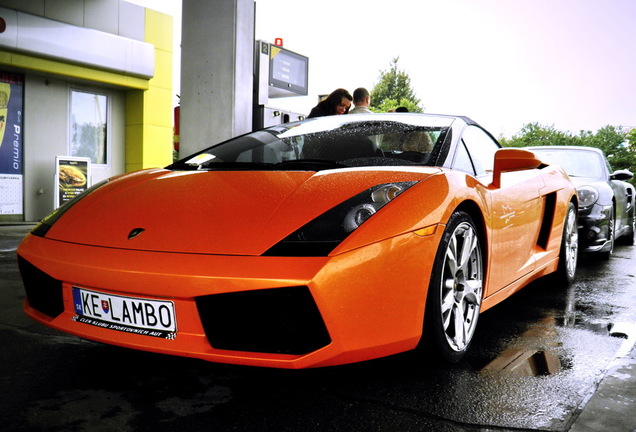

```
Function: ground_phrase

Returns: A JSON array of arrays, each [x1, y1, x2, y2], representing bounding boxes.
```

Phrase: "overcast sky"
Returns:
[[133, 0, 636, 138]]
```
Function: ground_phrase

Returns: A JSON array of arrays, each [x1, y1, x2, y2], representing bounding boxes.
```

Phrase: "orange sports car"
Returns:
[[18, 114, 579, 368]]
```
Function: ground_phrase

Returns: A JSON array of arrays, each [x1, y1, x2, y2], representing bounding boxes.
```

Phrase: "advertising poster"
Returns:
[[0, 72, 24, 221], [55, 156, 91, 209]]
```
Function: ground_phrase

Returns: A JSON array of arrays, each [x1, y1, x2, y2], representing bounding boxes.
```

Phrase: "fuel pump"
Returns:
[[253, 40, 308, 130]]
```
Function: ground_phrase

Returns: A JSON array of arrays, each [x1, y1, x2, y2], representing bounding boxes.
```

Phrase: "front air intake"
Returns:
[[195, 286, 331, 355], [18, 256, 64, 318]]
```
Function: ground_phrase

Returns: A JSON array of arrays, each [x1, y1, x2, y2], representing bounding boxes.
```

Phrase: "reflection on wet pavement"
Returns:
[[481, 317, 562, 376]]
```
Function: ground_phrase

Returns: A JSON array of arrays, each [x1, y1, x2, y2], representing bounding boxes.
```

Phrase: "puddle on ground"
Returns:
[[481, 316, 563, 376], [480, 316, 636, 377]]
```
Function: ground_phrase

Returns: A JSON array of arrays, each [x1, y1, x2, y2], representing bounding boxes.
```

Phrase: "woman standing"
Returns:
[[307, 88, 352, 118]]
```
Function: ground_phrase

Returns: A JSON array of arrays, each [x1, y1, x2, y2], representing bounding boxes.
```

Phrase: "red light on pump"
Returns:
[[274, 38, 283, 46]]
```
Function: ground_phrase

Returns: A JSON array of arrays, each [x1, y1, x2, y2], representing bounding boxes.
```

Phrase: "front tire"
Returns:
[[425, 211, 483, 363], [599, 206, 615, 260]]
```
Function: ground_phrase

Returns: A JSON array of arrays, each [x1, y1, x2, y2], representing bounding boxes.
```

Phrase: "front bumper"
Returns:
[[578, 203, 613, 253], [18, 229, 440, 369]]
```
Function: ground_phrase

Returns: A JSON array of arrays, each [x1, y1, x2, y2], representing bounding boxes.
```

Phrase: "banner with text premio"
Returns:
[[0, 72, 24, 222]]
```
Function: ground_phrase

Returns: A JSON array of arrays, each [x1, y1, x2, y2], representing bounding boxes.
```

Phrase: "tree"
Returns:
[[499, 123, 575, 148], [500, 123, 636, 186], [625, 127, 636, 152], [370, 58, 422, 113], [581, 125, 635, 174]]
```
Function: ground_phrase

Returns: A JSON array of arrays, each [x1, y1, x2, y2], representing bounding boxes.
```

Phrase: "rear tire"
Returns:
[[424, 211, 483, 363], [617, 208, 635, 246]]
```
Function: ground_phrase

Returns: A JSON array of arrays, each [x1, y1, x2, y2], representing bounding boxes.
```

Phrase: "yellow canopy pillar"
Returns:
[[125, 9, 174, 172]]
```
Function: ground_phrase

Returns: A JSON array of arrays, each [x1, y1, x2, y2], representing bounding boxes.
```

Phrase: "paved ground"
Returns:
[[569, 334, 636, 431]]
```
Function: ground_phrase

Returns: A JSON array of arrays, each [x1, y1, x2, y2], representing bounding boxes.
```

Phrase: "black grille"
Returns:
[[195, 286, 331, 355], [18, 256, 64, 318]]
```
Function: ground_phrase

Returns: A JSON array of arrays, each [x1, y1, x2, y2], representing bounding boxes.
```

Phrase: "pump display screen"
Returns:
[[269, 46, 308, 96]]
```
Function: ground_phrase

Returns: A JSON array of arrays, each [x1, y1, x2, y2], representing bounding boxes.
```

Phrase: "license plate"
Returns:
[[72, 287, 177, 339]]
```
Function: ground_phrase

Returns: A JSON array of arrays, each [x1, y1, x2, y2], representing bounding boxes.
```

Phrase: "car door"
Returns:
[[459, 126, 545, 297]]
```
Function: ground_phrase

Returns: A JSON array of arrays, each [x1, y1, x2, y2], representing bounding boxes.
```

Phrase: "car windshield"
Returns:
[[530, 148, 605, 179], [169, 114, 454, 171]]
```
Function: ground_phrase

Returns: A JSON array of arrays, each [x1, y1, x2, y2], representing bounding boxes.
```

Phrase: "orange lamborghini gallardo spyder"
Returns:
[[18, 114, 579, 368]]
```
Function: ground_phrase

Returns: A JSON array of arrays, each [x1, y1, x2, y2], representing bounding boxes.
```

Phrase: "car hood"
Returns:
[[45, 167, 439, 255], [568, 176, 613, 192], [568, 176, 604, 186]]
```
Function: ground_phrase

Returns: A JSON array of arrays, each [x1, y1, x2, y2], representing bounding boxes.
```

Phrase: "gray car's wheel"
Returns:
[[555, 201, 578, 284], [425, 211, 483, 363], [626, 212, 635, 246], [600, 206, 615, 260]]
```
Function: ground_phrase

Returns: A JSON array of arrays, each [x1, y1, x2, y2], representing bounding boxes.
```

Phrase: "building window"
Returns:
[[70, 89, 108, 165]]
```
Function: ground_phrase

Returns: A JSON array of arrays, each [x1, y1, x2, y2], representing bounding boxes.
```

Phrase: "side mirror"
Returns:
[[491, 148, 544, 188], [610, 169, 633, 181]]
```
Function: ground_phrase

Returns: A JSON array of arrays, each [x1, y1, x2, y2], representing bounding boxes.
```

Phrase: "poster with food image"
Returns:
[[55, 156, 91, 208], [0, 82, 10, 147]]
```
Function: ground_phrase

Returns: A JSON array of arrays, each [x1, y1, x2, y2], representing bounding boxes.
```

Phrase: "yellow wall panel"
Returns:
[[145, 10, 173, 52], [123, 7, 174, 172], [141, 124, 173, 167], [125, 124, 144, 163], [125, 91, 145, 125], [152, 49, 173, 90], [144, 87, 173, 125]]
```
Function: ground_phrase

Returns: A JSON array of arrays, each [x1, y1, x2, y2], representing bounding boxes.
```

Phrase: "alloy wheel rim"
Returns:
[[564, 206, 578, 278], [440, 222, 483, 352], [608, 212, 615, 253]]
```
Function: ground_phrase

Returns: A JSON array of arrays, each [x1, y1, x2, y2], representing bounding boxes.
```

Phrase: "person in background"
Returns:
[[307, 88, 352, 118], [348, 87, 373, 114], [395, 106, 409, 112]]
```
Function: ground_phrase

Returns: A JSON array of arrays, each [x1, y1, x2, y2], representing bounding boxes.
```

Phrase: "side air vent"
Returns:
[[537, 193, 557, 250]]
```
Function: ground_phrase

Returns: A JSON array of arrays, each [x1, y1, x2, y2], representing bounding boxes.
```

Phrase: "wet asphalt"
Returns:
[[1, 224, 635, 432]]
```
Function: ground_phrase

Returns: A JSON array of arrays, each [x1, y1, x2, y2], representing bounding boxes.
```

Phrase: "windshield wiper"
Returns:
[[170, 159, 349, 172], [274, 159, 349, 170], [199, 161, 276, 170]]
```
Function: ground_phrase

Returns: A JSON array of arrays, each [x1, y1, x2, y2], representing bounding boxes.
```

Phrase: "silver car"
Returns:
[[528, 146, 635, 258]]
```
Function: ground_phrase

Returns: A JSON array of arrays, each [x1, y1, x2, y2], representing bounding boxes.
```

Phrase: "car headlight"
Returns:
[[577, 185, 599, 208], [31, 179, 110, 238], [343, 184, 408, 233], [264, 181, 417, 256]]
